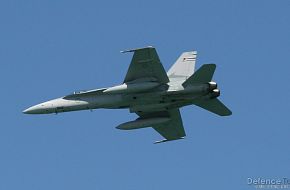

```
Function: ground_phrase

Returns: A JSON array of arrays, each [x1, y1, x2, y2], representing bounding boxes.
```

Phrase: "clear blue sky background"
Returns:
[[0, 0, 289, 189]]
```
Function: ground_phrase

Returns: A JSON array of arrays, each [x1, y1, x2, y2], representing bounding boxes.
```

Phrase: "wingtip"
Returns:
[[120, 46, 155, 53]]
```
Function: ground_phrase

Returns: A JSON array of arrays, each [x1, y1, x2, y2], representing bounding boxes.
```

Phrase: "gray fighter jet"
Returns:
[[23, 46, 231, 143]]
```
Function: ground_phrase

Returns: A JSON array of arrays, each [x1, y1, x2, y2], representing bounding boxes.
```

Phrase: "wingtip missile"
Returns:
[[120, 46, 154, 53], [154, 137, 185, 144]]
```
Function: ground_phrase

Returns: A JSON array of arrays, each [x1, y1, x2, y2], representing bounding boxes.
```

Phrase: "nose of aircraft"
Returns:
[[23, 101, 55, 114], [23, 99, 62, 114], [23, 105, 42, 114]]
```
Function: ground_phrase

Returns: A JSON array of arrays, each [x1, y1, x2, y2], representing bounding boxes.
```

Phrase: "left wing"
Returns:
[[122, 46, 169, 84], [137, 109, 186, 143]]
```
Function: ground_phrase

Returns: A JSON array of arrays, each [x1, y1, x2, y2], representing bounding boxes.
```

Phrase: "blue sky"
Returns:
[[1, 0, 289, 189]]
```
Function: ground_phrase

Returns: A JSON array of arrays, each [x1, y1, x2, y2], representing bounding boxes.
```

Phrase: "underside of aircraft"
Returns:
[[23, 46, 232, 143]]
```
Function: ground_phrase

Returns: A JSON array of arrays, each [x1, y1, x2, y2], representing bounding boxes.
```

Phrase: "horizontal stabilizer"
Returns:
[[194, 98, 232, 116], [183, 64, 216, 87]]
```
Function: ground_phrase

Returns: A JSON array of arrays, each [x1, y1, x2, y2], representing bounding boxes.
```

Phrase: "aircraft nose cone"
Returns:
[[23, 104, 47, 114], [23, 101, 56, 114], [23, 106, 38, 114]]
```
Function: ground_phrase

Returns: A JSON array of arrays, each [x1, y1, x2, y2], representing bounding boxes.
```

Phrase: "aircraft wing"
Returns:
[[136, 109, 186, 143], [122, 46, 169, 84]]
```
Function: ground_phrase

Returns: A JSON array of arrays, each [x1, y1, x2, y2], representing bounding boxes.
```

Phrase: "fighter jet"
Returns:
[[23, 46, 231, 143]]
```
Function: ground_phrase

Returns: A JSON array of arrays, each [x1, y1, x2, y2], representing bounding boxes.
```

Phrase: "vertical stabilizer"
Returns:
[[167, 51, 197, 81], [182, 64, 216, 87]]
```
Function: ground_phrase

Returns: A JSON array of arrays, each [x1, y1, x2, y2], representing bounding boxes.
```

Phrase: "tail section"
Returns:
[[167, 51, 197, 81], [194, 98, 232, 116], [182, 64, 216, 87], [182, 63, 232, 116]]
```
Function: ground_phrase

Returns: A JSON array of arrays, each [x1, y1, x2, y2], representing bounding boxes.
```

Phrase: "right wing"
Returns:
[[122, 46, 169, 84], [137, 109, 186, 143]]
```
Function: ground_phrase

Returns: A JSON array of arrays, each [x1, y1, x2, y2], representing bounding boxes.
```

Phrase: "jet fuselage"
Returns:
[[23, 81, 218, 114], [23, 47, 231, 143]]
